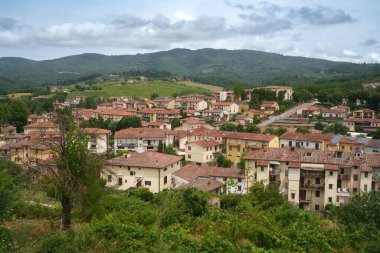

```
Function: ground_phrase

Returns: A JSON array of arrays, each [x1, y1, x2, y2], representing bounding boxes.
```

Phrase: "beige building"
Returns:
[[24, 122, 59, 134], [280, 132, 332, 151], [209, 102, 239, 114], [83, 128, 111, 154], [153, 97, 176, 109], [175, 99, 208, 111], [244, 148, 380, 211], [104, 151, 182, 193], [260, 101, 279, 115], [114, 128, 166, 152], [185, 140, 222, 164], [175, 117, 214, 131]]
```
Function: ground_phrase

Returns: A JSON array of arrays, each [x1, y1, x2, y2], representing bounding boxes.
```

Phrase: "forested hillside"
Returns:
[[1, 48, 380, 91]]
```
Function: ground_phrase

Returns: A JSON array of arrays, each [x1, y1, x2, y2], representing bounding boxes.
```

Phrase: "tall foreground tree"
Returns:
[[45, 108, 104, 229]]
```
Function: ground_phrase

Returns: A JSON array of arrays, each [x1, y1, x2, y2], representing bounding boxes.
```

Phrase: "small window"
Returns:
[[164, 176, 168, 185], [364, 172, 368, 178], [328, 197, 332, 203], [261, 167, 264, 172], [329, 184, 333, 189], [315, 205, 320, 211], [188, 154, 191, 159], [291, 193, 295, 200], [188, 146, 191, 150], [118, 178, 123, 186], [364, 184, 368, 192], [164, 167, 167, 171], [354, 174, 358, 181], [353, 188, 358, 193], [315, 191, 320, 197], [329, 171, 333, 176], [145, 181, 151, 186], [238, 185, 242, 191], [316, 178, 320, 184], [306, 152, 312, 157], [107, 175, 112, 182], [130, 171, 136, 176], [238, 178, 242, 182]]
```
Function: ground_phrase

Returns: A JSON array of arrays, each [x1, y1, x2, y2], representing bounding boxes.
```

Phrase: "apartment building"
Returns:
[[175, 117, 214, 131], [244, 147, 380, 211], [185, 140, 222, 164], [322, 108, 347, 119], [83, 128, 110, 154], [23, 122, 59, 134], [324, 135, 370, 153], [280, 132, 333, 150], [175, 99, 208, 111], [153, 97, 176, 109], [352, 108, 375, 119], [94, 109, 136, 121], [201, 109, 229, 122], [104, 151, 182, 193], [209, 102, 239, 114], [114, 128, 166, 152]]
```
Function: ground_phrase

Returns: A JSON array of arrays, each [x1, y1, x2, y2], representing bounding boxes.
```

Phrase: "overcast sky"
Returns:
[[0, 0, 379, 62]]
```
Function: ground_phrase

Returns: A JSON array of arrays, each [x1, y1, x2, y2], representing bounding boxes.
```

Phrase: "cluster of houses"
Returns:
[[1, 84, 379, 212]]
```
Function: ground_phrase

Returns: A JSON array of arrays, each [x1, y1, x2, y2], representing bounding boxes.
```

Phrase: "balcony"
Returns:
[[337, 188, 350, 197], [338, 174, 351, 180], [269, 169, 280, 175], [300, 171, 325, 178], [300, 184, 325, 191]]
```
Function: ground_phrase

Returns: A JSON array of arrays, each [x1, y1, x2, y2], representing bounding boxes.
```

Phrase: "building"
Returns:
[[343, 118, 380, 132], [322, 108, 347, 119], [260, 101, 279, 115], [138, 108, 181, 123], [83, 128, 111, 154], [236, 115, 254, 125], [244, 147, 380, 211], [254, 86, 293, 100], [142, 121, 171, 130], [175, 117, 214, 131], [352, 108, 376, 119], [296, 106, 321, 118], [173, 163, 246, 194], [114, 128, 166, 152], [175, 99, 208, 111], [95, 109, 136, 121], [23, 122, 59, 134], [209, 102, 239, 114], [325, 135, 370, 153], [365, 139, 380, 153], [185, 140, 222, 164], [0, 125, 16, 135], [27, 114, 50, 124], [153, 97, 176, 109], [223, 132, 279, 163], [280, 132, 333, 150], [202, 109, 229, 122], [96, 102, 113, 110], [244, 109, 265, 119], [104, 151, 182, 193]]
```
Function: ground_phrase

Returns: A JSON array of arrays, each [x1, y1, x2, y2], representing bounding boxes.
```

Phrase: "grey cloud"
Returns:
[[290, 6, 354, 25], [362, 38, 378, 47], [0, 17, 17, 30]]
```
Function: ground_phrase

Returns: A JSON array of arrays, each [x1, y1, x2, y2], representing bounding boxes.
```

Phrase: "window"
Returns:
[[107, 175, 112, 182], [291, 193, 295, 200], [364, 184, 368, 192], [315, 191, 320, 197], [285, 170, 288, 176], [329, 184, 333, 189], [238, 186, 242, 191], [238, 178, 242, 182], [328, 197, 332, 203], [164, 168, 167, 171], [353, 174, 358, 181], [188, 146, 191, 150], [353, 188, 358, 193], [316, 178, 320, 184], [261, 167, 264, 172], [306, 152, 312, 157], [315, 205, 320, 211], [364, 172, 368, 178], [188, 154, 191, 159], [329, 171, 333, 176], [164, 176, 168, 185], [145, 181, 151, 186], [130, 171, 136, 176], [118, 178, 123, 186]]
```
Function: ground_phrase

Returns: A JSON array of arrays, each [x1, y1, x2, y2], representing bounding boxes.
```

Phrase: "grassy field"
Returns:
[[67, 80, 219, 99]]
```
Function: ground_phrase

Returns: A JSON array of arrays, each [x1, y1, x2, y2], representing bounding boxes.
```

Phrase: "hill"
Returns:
[[1, 48, 380, 91]]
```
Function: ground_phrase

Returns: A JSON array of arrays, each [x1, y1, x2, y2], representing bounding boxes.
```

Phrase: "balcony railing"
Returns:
[[300, 184, 325, 191], [269, 170, 280, 175], [300, 171, 325, 178]]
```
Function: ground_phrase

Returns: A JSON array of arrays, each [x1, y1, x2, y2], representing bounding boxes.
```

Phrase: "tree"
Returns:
[[276, 127, 287, 136], [171, 118, 181, 129], [163, 145, 177, 155], [43, 108, 104, 229], [296, 126, 311, 134], [293, 89, 314, 103], [158, 140, 164, 153], [263, 127, 277, 135], [220, 123, 237, 131], [7, 99, 29, 132], [314, 122, 325, 131], [150, 93, 159, 100], [236, 124, 244, 132], [373, 128, 380, 139], [233, 83, 246, 101], [245, 123, 261, 133], [116, 116, 142, 130], [216, 154, 233, 168], [322, 122, 349, 135]]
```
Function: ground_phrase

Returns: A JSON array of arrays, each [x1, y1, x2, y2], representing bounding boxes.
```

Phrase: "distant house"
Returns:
[[296, 106, 321, 118], [83, 128, 111, 154], [114, 128, 166, 152], [23, 122, 59, 134], [352, 108, 375, 119], [142, 121, 171, 130], [27, 114, 50, 124], [244, 109, 265, 119], [209, 102, 239, 114], [343, 118, 380, 132], [280, 132, 332, 150], [175, 117, 214, 131], [104, 151, 182, 193], [153, 97, 176, 109], [201, 109, 229, 122], [175, 99, 208, 111], [322, 108, 347, 119], [235, 115, 253, 125], [260, 101, 279, 115], [185, 140, 222, 164]]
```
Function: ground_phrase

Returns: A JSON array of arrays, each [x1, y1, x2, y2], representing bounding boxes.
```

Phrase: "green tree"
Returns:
[[314, 122, 325, 131], [296, 126, 311, 134], [263, 127, 277, 135], [116, 116, 142, 130], [276, 127, 287, 136], [150, 93, 159, 100], [236, 124, 244, 132], [8, 99, 29, 132], [44, 108, 104, 229], [322, 122, 349, 135], [220, 123, 237, 131], [245, 123, 261, 133], [373, 128, 380, 139], [171, 118, 181, 129], [164, 145, 177, 155], [158, 140, 164, 153], [233, 83, 246, 101], [293, 89, 314, 102], [216, 154, 233, 168]]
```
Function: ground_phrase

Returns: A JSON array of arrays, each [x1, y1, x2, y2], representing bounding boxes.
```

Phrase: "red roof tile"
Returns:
[[106, 151, 182, 168]]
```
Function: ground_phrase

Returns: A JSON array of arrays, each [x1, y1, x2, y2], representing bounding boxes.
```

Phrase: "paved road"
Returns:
[[258, 101, 318, 126]]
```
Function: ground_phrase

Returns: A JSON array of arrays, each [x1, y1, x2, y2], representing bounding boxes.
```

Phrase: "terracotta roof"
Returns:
[[28, 114, 47, 119], [188, 140, 222, 148], [202, 109, 223, 113], [98, 102, 112, 107], [222, 132, 276, 142], [83, 128, 111, 135], [256, 160, 269, 166], [24, 122, 57, 128], [280, 132, 333, 142], [288, 162, 301, 168], [173, 163, 244, 182], [114, 128, 166, 139], [142, 121, 169, 127], [344, 118, 380, 123], [105, 151, 182, 168], [365, 139, 380, 148], [181, 117, 205, 124], [322, 108, 346, 114], [97, 109, 135, 117], [0, 125, 16, 133], [210, 102, 235, 106], [236, 115, 252, 121], [324, 164, 339, 171], [177, 178, 224, 192], [166, 130, 188, 138]]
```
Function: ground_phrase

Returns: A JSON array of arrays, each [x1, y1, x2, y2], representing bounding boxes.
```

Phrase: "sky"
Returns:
[[0, 0, 379, 62]]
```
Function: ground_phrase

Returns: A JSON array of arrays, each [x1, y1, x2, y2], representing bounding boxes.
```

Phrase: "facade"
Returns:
[[365, 139, 380, 153], [244, 147, 380, 211], [280, 132, 332, 150], [343, 118, 380, 132], [114, 128, 166, 152], [202, 109, 229, 122], [104, 151, 182, 193], [173, 163, 246, 194], [83, 128, 110, 154], [209, 102, 239, 114], [175, 99, 208, 111], [236, 115, 254, 125], [95, 109, 136, 121], [23, 122, 59, 134], [153, 97, 176, 109], [260, 101, 279, 115], [27, 114, 50, 124], [185, 140, 222, 164], [175, 117, 214, 131], [322, 108, 347, 119], [223, 132, 279, 163], [324, 135, 370, 153], [352, 108, 375, 119], [296, 106, 321, 118]]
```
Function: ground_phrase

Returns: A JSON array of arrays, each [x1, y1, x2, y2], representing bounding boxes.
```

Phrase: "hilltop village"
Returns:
[[1, 82, 379, 214]]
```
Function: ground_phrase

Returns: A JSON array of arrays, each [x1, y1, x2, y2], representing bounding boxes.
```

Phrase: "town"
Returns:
[[1, 82, 379, 214]]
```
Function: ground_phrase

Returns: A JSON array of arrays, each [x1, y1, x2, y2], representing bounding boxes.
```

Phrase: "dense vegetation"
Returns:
[[1, 48, 380, 92]]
